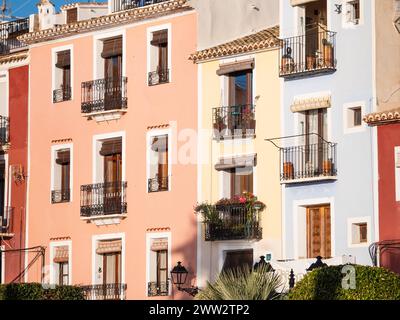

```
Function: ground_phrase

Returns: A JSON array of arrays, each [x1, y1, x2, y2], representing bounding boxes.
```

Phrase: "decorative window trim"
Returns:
[[49, 240, 72, 285], [50, 143, 73, 203], [146, 23, 172, 86], [51, 45, 74, 103], [343, 101, 366, 134], [145, 231, 172, 297], [146, 128, 172, 193], [347, 216, 371, 248]]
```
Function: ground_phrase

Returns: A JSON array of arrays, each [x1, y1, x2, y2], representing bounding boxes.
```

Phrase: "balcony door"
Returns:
[[306, 205, 331, 259], [0, 161, 5, 231], [229, 167, 253, 198], [102, 252, 121, 299]]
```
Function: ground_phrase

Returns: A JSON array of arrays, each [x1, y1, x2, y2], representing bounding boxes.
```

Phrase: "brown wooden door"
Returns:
[[306, 205, 331, 258], [104, 55, 122, 110], [104, 153, 122, 214]]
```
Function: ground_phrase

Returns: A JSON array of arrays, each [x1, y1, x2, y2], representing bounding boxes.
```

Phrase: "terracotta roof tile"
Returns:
[[364, 106, 400, 126], [0, 51, 29, 65], [189, 25, 280, 63]]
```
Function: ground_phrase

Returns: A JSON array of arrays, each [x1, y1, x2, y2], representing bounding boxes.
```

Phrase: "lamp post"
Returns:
[[170, 261, 199, 297]]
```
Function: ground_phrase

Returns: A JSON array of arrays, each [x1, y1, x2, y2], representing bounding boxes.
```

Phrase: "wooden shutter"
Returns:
[[54, 246, 69, 263], [56, 149, 70, 165], [55, 50, 70, 68], [151, 238, 168, 252], [216, 59, 254, 76], [101, 37, 123, 59], [61, 162, 70, 191], [100, 138, 122, 156], [151, 30, 168, 46], [96, 240, 122, 254], [66, 8, 78, 24]]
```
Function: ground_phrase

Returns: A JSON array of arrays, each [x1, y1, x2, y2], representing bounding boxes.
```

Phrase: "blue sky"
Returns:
[[7, 1, 104, 18]]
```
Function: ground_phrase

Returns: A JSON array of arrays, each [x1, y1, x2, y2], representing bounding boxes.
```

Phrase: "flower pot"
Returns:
[[306, 55, 315, 70], [323, 44, 334, 68], [323, 159, 333, 176], [281, 57, 295, 73], [283, 162, 294, 180]]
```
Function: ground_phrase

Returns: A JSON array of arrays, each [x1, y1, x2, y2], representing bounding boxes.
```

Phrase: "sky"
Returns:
[[5, 1, 105, 18]]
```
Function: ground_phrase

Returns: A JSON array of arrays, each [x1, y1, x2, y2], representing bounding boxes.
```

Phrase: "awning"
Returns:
[[215, 154, 257, 171], [151, 135, 168, 152], [150, 30, 168, 46], [216, 59, 254, 76], [96, 239, 122, 254], [101, 37, 123, 58], [56, 149, 70, 165], [151, 238, 168, 252], [291, 95, 331, 113], [55, 50, 70, 68], [99, 138, 122, 156], [53, 246, 69, 263], [290, 0, 319, 6]]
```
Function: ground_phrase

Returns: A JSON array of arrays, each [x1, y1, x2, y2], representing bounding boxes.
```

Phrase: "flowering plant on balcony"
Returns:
[[215, 192, 266, 211]]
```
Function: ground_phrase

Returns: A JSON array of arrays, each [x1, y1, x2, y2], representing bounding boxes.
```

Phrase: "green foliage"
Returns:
[[0, 283, 84, 300], [288, 265, 400, 300], [194, 203, 222, 225], [196, 264, 283, 300]]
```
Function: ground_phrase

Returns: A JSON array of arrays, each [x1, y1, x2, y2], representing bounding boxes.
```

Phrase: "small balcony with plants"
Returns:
[[195, 192, 265, 241], [0, 18, 30, 56], [212, 105, 256, 140], [111, 0, 169, 13]]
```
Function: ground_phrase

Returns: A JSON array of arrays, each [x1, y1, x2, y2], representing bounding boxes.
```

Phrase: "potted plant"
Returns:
[[283, 161, 294, 180], [323, 158, 333, 176], [322, 38, 334, 68]]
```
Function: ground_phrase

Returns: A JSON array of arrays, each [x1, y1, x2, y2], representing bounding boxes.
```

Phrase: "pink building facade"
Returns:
[[24, 0, 197, 299]]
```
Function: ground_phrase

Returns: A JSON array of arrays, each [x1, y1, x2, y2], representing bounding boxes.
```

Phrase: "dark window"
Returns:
[[358, 223, 368, 243], [228, 70, 252, 106], [229, 166, 253, 198], [353, 107, 362, 127], [58, 262, 69, 285], [222, 249, 253, 273], [66, 8, 78, 24], [149, 30, 169, 84], [54, 50, 71, 102]]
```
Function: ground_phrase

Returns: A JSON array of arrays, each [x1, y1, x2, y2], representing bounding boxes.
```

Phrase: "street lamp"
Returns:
[[170, 261, 199, 297]]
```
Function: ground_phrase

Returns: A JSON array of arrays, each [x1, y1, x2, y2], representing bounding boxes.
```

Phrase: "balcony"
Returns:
[[0, 207, 14, 237], [80, 181, 127, 225], [111, 0, 169, 13], [81, 77, 127, 122], [53, 86, 72, 103], [0, 18, 29, 56], [81, 283, 127, 300], [0, 116, 10, 151], [148, 175, 169, 193], [212, 105, 255, 140], [204, 203, 262, 241], [280, 141, 337, 184], [51, 189, 70, 204], [147, 281, 169, 297], [148, 69, 169, 86], [279, 30, 336, 79]]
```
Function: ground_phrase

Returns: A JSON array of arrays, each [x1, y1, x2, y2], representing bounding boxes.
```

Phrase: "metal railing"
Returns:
[[112, 0, 169, 12], [148, 175, 169, 193], [51, 189, 71, 204], [148, 69, 169, 86], [279, 30, 336, 78], [81, 283, 127, 300], [80, 181, 127, 217], [0, 116, 10, 145], [81, 77, 128, 114], [0, 18, 29, 56], [53, 86, 72, 103], [212, 104, 255, 139], [280, 141, 337, 181], [147, 281, 169, 297], [205, 204, 262, 241], [0, 207, 14, 234]]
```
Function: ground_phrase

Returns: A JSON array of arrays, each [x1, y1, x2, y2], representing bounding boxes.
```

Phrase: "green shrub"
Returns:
[[288, 264, 400, 300], [2, 283, 84, 300]]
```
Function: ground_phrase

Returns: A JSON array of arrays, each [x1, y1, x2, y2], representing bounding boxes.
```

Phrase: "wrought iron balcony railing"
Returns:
[[147, 281, 169, 297], [205, 204, 262, 241], [148, 175, 169, 193], [280, 141, 337, 182], [0, 18, 30, 56], [80, 181, 127, 217], [279, 30, 336, 79], [51, 189, 71, 204], [81, 283, 127, 300], [0, 207, 14, 234], [148, 69, 169, 86], [213, 104, 255, 139], [81, 77, 128, 114], [0, 116, 10, 146], [112, 0, 169, 13], [53, 86, 72, 103]]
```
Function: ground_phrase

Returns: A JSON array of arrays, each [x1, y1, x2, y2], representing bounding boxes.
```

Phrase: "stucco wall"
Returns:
[[189, 0, 279, 50]]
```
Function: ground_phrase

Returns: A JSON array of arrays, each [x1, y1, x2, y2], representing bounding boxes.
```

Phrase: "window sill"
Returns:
[[281, 176, 337, 185], [82, 109, 127, 122], [80, 213, 127, 226]]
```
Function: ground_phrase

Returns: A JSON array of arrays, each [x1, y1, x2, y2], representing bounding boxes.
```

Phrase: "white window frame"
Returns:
[[93, 29, 127, 81], [343, 101, 366, 134], [0, 71, 9, 117], [293, 197, 335, 260], [145, 232, 172, 297], [91, 233, 126, 289], [49, 240, 72, 285], [50, 143, 73, 203], [395, 146, 400, 201], [342, 0, 364, 28], [146, 128, 172, 193], [51, 45, 74, 103], [146, 23, 172, 86], [92, 131, 126, 184], [347, 216, 371, 248]]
